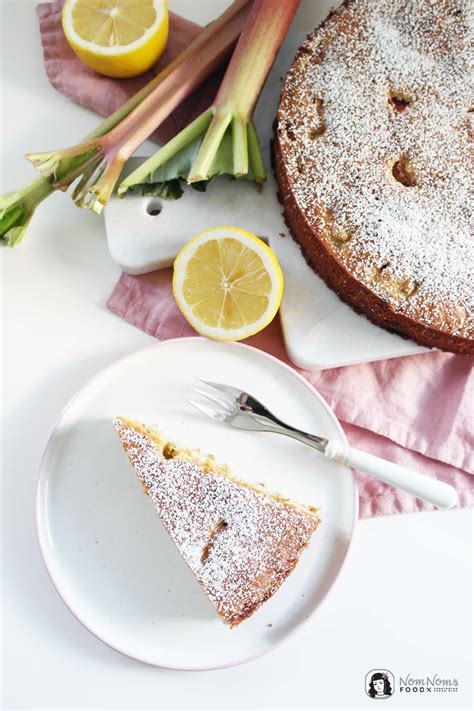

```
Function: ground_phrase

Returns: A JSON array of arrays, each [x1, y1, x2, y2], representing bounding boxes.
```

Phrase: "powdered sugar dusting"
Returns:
[[278, 0, 473, 338], [114, 418, 319, 626]]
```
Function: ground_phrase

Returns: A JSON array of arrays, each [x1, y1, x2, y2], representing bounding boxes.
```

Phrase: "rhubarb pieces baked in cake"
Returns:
[[275, 0, 473, 354], [114, 416, 320, 627]]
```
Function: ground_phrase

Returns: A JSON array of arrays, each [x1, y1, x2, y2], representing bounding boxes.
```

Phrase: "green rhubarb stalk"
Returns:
[[118, 0, 300, 200], [0, 0, 252, 246], [0, 33, 211, 246], [0, 178, 54, 247], [25, 0, 251, 217]]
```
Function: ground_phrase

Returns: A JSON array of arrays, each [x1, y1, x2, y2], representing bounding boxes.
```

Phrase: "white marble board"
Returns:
[[105, 32, 426, 369]]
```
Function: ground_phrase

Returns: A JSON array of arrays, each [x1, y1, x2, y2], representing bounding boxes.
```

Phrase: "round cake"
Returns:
[[275, 0, 473, 354]]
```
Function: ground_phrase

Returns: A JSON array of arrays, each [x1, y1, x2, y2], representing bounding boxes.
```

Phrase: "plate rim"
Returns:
[[36, 337, 358, 671]]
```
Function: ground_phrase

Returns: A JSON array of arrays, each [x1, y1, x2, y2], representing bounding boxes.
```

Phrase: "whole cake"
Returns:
[[114, 416, 320, 626], [275, 0, 473, 354]]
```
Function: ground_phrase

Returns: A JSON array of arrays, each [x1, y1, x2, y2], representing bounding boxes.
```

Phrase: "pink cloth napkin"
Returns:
[[108, 271, 474, 518]]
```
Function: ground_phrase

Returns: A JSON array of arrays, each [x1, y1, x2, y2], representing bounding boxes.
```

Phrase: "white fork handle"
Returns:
[[325, 440, 458, 509]]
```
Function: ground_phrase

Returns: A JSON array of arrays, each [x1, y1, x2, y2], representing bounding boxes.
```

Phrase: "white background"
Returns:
[[1, 1, 472, 709]]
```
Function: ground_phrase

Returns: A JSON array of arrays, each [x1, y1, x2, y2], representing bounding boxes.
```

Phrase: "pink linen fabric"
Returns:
[[107, 271, 474, 518]]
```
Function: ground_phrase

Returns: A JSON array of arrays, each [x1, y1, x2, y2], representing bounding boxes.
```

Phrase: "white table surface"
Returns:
[[1, 2, 472, 709]]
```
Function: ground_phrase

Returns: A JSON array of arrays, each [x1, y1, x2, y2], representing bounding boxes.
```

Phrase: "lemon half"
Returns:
[[173, 226, 284, 342], [62, 0, 169, 78]]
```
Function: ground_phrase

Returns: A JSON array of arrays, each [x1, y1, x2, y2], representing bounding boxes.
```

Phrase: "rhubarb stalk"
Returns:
[[25, 0, 250, 216], [0, 41, 196, 246], [2, 0, 251, 243], [119, 0, 300, 199]]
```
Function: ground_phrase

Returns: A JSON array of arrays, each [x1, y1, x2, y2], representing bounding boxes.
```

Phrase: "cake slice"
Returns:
[[114, 416, 320, 627]]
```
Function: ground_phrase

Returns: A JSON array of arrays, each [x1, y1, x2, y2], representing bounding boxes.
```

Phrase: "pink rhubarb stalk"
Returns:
[[25, 0, 252, 215], [119, 0, 300, 199]]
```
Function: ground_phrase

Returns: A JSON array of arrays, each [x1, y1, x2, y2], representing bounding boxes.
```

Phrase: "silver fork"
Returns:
[[189, 379, 457, 510]]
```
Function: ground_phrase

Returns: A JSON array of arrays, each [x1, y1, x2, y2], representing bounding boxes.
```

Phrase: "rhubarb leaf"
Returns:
[[126, 134, 204, 199], [119, 114, 257, 199]]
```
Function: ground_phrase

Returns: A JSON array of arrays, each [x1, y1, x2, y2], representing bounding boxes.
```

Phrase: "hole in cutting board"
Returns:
[[146, 199, 162, 216]]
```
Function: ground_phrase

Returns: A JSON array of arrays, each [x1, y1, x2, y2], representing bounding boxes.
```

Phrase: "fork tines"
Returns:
[[188, 398, 228, 423], [196, 378, 242, 399], [188, 378, 239, 423]]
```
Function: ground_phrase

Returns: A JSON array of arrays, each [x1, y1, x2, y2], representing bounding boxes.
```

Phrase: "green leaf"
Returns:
[[0, 202, 26, 237], [119, 118, 258, 200], [127, 179, 185, 200], [0, 178, 53, 246], [124, 134, 204, 198]]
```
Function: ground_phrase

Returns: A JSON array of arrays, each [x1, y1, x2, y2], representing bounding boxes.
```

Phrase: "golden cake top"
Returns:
[[277, 0, 473, 340]]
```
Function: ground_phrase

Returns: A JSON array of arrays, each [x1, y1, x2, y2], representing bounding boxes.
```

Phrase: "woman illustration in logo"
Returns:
[[368, 672, 393, 698]]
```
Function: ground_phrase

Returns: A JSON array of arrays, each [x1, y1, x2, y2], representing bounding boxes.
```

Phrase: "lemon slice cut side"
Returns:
[[62, 0, 169, 78], [173, 227, 284, 341]]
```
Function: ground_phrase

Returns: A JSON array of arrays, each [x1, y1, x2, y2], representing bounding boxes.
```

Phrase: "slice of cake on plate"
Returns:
[[114, 416, 320, 627]]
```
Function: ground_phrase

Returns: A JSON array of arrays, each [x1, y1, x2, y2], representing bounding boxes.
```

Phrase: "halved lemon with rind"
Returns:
[[173, 226, 284, 341], [62, 0, 169, 78]]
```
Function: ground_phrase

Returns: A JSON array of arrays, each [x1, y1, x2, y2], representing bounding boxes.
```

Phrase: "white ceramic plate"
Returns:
[[37, 339, 357, 670]]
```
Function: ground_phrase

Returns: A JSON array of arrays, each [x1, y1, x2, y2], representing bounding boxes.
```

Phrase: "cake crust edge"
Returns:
[[275, 134, 473, 355], [273, 0, 473, 356]]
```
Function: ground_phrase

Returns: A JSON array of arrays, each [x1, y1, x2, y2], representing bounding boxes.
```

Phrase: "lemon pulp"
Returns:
[[62, 0, 169, 78], [173, 227, 284, 342]]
